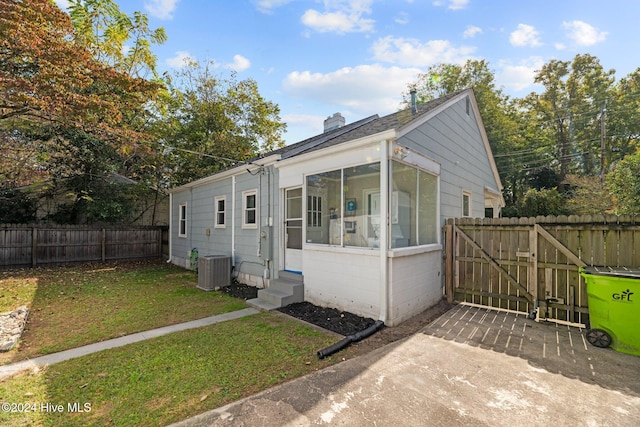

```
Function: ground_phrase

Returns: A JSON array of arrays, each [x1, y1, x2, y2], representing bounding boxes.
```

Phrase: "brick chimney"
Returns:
[[323, 112, 345, 132]]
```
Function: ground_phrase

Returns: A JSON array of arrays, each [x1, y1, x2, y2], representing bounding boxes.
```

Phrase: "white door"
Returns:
[[284, 188, 303, 272]]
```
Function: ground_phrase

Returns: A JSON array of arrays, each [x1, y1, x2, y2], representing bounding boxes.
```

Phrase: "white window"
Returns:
[[242, 189, 258, 229], [462, 190, 471, 217], [178, 202, 187, 237], [215, 196, 226, 228]]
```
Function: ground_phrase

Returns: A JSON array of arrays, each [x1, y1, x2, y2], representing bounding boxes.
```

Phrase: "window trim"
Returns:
[[178, 202, 187, 238], [242, 189, 258, 229], [214, 195, 226, 228], [462, 190, 472, 217]]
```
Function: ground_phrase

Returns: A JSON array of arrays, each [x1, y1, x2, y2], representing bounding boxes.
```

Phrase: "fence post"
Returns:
[[445, 223, 454, 303], [101, 228, 106, 262], [32, 226, 37, 267], [528, 226, 538, 298]]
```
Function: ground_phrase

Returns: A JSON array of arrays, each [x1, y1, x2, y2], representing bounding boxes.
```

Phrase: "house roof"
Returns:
[[259, 89, 464, 161], [170, 88, 504, 199]]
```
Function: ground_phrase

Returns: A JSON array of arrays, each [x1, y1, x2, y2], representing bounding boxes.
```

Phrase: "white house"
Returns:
[[168, 88, 504, 326]]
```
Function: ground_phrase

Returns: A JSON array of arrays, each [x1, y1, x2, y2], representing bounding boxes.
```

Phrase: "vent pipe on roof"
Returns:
[[324, 112, 346, 132], [410, 89, 418, 115]]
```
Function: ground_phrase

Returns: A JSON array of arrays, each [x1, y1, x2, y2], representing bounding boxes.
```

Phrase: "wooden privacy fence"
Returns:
[[444, 215, 640, 327], [0, 224, 167, 268]]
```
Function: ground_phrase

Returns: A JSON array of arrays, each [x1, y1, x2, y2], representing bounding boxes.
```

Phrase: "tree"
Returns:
[[606, 68, 640, 165], [607, 153, 640, 215], [528, 54, 616, 180], [155, 60, 287, 186], [502, 187, 568, 218], [68, 0, 167, 78], [0, 0, 159, 143]]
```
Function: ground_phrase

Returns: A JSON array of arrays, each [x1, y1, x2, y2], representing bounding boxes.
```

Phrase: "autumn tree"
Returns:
[[0, 0, 158, 140], [0, 0, 160, 223]]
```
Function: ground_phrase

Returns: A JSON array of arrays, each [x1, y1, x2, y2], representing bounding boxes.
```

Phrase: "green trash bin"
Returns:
[[580, 266, 640, 356]]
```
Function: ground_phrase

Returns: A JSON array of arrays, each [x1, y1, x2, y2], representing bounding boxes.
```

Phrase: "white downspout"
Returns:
[[379, 139, 389, 323], [167, 192, 173, 263], [231, 175, 236, 267]]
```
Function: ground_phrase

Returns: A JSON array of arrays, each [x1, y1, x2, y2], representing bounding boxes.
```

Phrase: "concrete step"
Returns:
[[246, 298, 279, 311], [256, 287, 299, 307], [270, 279, 304, 300], [246, 271, 304, 310]]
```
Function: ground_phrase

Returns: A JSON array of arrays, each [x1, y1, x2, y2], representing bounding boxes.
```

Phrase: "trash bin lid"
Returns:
[[581, 266, 640, 278]]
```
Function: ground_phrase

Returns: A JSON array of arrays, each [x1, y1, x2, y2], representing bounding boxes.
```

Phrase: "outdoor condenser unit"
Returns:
[[197, 255, 231, 291]]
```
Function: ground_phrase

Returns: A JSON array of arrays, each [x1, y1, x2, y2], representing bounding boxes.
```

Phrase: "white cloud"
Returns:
[[371, 36, 476, 67], [562, 20, 607, 46], [301, 0, 375, 34], [225, 54, 251, 72], [463, 25, 482, 39], [166, 51, 194, 68], [282, 113, 327, 137], [144, 0, 180, 20], [433, 0, 469, 10], [283, 64, 421, 116], [395, 12, 409, 25], [254, 0, 295, 14], [510, 24, 542, 47], [496, 57, 545, 92]]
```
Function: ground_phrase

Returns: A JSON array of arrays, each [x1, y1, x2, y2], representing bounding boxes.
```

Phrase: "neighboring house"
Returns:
[[168, 88, 504, 326]]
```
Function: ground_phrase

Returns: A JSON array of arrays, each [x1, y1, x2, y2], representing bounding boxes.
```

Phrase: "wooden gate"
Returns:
[[444, 215, 640, 327]]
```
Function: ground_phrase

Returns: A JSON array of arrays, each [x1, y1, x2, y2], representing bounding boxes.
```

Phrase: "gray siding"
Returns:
[[170, 166, 280, 280], [400, 96, 499, 225]]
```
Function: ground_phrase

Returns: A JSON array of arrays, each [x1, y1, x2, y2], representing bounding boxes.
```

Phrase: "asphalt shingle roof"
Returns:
[[263, 89, 465, 161]]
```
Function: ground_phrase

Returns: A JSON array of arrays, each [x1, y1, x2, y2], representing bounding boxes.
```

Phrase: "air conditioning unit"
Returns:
[[197, 255, 231, 291]]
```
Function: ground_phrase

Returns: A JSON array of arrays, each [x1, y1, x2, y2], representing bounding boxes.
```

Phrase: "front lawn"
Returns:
[[0, 260, 246, 364]]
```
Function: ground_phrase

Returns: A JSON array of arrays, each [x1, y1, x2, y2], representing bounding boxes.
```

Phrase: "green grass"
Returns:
[[0, 260, 344, 426], [0, 260, 246, 364], [0, 313, 338, 427]]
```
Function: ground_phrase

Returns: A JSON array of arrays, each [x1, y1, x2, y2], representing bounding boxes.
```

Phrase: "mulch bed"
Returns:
[[220, 283, 375, 336]]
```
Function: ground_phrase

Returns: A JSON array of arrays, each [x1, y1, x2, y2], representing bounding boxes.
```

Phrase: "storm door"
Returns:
[[284, 187, 303, 272]]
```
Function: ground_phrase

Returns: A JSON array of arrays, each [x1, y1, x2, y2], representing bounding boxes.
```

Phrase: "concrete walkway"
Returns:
[[0, 308, 259, 380]]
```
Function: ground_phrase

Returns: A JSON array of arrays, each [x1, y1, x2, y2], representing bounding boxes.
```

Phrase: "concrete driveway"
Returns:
[[170, 304, 640, 426]]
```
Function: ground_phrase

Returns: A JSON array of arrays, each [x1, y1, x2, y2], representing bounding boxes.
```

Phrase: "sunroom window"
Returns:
[[390, 161, 438, 247], [305, 161, 437, 249]]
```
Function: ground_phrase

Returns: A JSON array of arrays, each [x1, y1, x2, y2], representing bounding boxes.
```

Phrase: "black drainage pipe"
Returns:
[[317, 320, 385, 359]]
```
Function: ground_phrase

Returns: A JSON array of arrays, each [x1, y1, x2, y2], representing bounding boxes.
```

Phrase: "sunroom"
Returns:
[[276, 134, 443, 326]]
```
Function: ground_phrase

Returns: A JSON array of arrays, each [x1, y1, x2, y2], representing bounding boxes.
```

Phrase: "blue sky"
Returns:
[[54, 0, 637, 145]]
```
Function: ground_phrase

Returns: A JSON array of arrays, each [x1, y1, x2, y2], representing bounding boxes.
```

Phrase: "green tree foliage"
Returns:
[[0, 188, 37, 223], [502, 187, 568, 218], [526, 54, 615, 179], [155, 60, 287, 187], [68, 0, 167, 78], [563, 174, 613, 215], [607, 153, 640, 215]]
